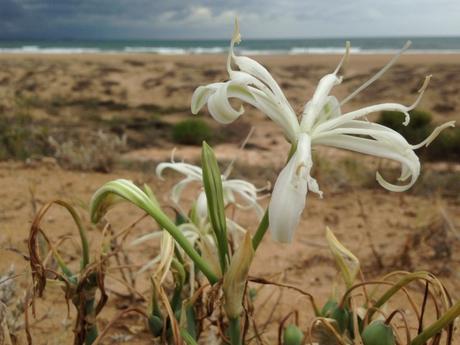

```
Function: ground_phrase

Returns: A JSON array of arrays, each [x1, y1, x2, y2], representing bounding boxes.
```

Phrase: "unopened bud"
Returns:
[[326, 227, 360, 288], [222, 232, 254, 318]]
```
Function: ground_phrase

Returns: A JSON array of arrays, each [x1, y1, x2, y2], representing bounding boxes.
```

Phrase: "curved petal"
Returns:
[[223, 179, 264, 218], [156, 161, 203, 181], [192, 20, 300, 143], [170, 177, 195, 204], [300, 74, 342, 132], [313, 78, 431, 135], [313, 133, 420, 192], [269, 133, 312, 243], [207, 81, 245, 124]]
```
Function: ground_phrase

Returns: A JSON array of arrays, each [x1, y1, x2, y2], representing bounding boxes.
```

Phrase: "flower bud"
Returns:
[[222, 231, 254, 318], [283, 324, 304, 345], [326, 227, 360, 288], [361, 320, 396, 345]]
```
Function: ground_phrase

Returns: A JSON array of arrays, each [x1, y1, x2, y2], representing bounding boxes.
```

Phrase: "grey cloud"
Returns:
[[0, 0, 459, 39]]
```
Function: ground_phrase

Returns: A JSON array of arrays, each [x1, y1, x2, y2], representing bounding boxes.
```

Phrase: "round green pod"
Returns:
[[283, 324, 304, 345], [361, 320, 396, 345]]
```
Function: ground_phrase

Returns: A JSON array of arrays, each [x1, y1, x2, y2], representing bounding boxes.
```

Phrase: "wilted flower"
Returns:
[[192, 19, 455, 243], [156, 153, 265, 219]]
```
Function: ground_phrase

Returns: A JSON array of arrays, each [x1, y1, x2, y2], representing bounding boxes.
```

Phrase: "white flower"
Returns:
[[191, 19, 455, 243], [155, 153, 265, 219]]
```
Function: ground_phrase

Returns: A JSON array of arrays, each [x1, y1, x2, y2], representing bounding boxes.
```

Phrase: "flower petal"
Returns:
[[269, 133, 312, 243], [192, 19, 300, 142], [313, 133, 420, 192], [207, 81, 245, 124]]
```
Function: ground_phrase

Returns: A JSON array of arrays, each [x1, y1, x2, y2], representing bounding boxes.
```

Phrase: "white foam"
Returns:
[[0, 45, 459, 55]]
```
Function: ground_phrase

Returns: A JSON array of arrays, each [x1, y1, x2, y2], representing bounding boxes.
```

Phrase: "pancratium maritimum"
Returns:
[[191, 20, 455, 243], [156, 153, 265, 219]]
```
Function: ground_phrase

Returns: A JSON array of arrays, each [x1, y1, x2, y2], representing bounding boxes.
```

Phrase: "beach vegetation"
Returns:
[[6, 18, 457, 345], [172, 118, 213, 145]]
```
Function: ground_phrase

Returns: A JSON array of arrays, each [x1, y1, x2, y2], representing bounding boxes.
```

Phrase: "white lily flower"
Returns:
[[191, 19, 456, 243], [156, 153, 265, 219]]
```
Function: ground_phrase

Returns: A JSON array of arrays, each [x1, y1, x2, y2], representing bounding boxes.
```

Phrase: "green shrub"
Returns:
[[172, 119, 212, 146], [0, 114, 51, 160], [378, 109, 459, 161]]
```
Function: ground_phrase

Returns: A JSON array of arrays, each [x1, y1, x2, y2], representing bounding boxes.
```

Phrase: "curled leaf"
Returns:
[[326, 228, 360, 288]]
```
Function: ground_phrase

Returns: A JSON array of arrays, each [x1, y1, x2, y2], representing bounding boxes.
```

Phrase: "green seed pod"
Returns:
[[321, 300, 350, 334], [148, 315, 163, 337], [321, 299, 338, 316], [361, 320, 396, 345], [283, 324, 304, 345]]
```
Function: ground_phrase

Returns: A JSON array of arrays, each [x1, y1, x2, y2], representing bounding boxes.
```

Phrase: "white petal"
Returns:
[[196, 190, 208, 219], [191, 85, 216, 114], [156, 161, 203, 181], [313, 134, 420, 192], [269, 133, 312, 243], [170, 177, 195, 204], [208, 81, 245, 124], [193, 19, 300, 142], [314, 76, 431, 135], [300, 74, 342, 132]]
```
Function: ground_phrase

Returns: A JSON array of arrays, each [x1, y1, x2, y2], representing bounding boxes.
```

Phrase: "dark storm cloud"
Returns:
[[0, 0, 459, 39]]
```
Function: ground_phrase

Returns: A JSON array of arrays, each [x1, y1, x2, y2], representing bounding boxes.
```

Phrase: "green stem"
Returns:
[[411, 300, 460, 345], [180, 328, 199, 345], [252, 210, 269, 250], [228, 317, 242, 345]]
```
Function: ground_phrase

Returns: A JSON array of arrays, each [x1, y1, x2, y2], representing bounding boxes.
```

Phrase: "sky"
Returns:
[[1, 0, 460, 40]]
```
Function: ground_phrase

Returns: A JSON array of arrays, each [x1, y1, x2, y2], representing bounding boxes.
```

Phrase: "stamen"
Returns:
[[333, 41, 351, 75], [256, 180, 272, 192], [170, 147, 178, 163], [407, 75, 431, 112], [411, 121, 456, 149], [340, 41, 412, 107]]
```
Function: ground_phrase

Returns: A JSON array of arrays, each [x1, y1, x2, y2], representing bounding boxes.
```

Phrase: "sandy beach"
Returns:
[[0, 52, 459, 343]]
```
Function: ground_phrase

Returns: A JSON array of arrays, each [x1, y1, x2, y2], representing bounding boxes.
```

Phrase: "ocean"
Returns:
[[1, 37, 460, 55]]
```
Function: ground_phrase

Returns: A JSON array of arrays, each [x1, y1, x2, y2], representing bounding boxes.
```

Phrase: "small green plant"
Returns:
[[172, 119, 212, 146], [0, 114, 50, 160]]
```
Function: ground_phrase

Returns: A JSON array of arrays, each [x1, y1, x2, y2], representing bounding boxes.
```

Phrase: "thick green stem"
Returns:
[[228, 317, 242, 345], [84, 297, 98, 345], [411, 300, 460, 345], [252, 210, 269, 250]]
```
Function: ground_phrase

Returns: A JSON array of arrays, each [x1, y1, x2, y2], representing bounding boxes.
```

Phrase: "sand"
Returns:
[[0, 52, 459, 343]]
